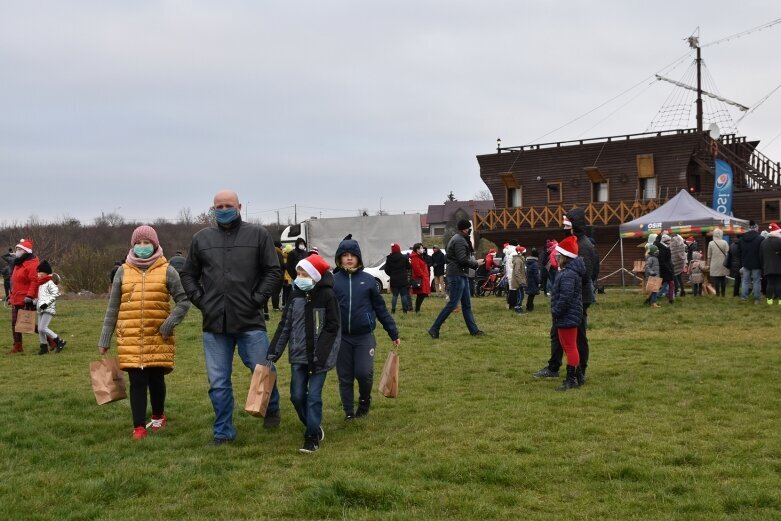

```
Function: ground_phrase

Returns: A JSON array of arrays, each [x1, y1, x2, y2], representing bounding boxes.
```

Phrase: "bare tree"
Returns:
[[194, 211, 213, 225], [177, 207, 193, 225], [376, 209, 388, 216], [95, 212, 125, 227], [474, 190, 493, 201]]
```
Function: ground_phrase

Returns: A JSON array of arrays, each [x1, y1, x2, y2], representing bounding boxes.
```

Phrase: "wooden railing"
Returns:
[[473, 200, 661, 231]]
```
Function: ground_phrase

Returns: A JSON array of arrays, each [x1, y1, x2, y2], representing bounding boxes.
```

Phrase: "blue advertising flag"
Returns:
[[712, 159, 734, 216]]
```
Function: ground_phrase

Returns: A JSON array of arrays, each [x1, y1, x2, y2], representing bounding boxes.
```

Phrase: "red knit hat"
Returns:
[[15, 238, 33, 254], [555, 236, 579, 258], [391, 243, 401, 254], [297, 254, 330, 283], [130, 225, 160, 249], [769, 223, 780, 233]]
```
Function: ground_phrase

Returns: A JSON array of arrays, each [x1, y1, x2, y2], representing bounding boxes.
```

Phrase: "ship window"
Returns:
[[507, 187, 522, 208], [547, 182, 562, 204], [640, 178, 657, 199], [763, 199, 781, 223], [637, 154, 655, 178], [592, 181, 609, 202]]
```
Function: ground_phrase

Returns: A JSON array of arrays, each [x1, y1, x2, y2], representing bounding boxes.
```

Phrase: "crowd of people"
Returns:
[[642, 220, 781, 306], [2, 192, 625, 450]]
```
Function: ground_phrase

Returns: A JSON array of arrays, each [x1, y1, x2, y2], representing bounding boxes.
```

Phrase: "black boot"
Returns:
[[38, 343, 49, 355], [55, 337, 67, 353], [577, 366, 586, 386], [356, 396, 371, 418], [556, 365, 579, 391]]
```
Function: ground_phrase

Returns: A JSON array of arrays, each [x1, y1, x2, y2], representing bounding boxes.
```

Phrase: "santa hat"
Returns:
[[130, 225, 160, 249], [685, 236, 695, 243], [16, 238, 33, 254], [555, 236, 579, 259], [488, 248, 497, 255], [391, 243, 401, 254], [562, 217, 573, 229], [297, 254, 330, 283], [768, 223, 780, 233], [515, 245, 526, 254]]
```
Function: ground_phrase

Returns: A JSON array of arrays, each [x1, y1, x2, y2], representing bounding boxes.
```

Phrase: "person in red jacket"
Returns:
[[484, 249, 497, 271], [8, 239, 40, 354], [410, 243, 432, 313]]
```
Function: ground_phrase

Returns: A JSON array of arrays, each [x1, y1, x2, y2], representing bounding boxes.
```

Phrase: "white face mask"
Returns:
[[297, 244, 306, 251], [14, 250, 24, 258]]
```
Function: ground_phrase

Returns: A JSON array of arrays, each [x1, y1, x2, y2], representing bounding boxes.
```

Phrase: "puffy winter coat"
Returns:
[[565, 208, 598, 304], [525, 256, 541, 295], [760, 232, 781, 276], [333, 238, 398, 340], [509, 254, 527, 290], [115, 259, 185, 372], [726, 241, 742, 277], [384, 252, 411, 288], [707, 228, 730, 277], [10, 253, 39, 306], [688, 252, 705, 284], [655, 238, 674, 282], [410, 251, 431, 295], [446, 232, 478, 278], [430, 250, 446, 276], [36, 278, 59, 315], [551, 256, 585, 328], [645, 254, 660, 277], [268, 271, 341, 373], [670, 235, 687, 275]]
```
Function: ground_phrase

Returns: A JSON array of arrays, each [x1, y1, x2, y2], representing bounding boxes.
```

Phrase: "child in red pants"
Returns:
[[550, 236, 585, 391]]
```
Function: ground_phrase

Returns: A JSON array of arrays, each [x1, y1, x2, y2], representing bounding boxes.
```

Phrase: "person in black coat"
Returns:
[[383, 243, 411, 313], [430, 246, 446, 297], [286, 237, 310, 281], [655, 233, 675, 303]]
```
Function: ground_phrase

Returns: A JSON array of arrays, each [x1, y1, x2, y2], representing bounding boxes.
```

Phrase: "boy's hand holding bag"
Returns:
[[245, 362, 277, 417], [90, 356, 127, 405], [378, 349, 400, 398]]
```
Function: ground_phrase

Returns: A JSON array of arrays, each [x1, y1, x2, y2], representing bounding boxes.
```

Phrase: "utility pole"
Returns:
[[688, 35, 703, 133], [294, 204, 297, 224], [276, 210, 280, 226]]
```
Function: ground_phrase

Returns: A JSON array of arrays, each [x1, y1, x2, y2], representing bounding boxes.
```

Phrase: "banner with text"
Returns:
[[712, 159, 734, 217]]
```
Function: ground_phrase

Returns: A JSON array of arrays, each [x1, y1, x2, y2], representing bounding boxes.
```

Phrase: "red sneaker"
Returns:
[[132, 426, 147, 440]]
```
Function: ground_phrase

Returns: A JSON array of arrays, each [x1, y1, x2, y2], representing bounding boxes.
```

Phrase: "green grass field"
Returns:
[[1, 290, 779, 520]]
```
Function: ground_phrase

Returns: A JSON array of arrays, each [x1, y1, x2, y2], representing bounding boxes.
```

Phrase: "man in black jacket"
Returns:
[[739, 221, 764, 303], [428, 219, 485, 339], [181, 190, 282, 445], [430, 246, 446, 297]]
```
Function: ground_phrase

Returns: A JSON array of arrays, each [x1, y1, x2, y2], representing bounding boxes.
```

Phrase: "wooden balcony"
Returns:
[[474, 200, 661, 231]]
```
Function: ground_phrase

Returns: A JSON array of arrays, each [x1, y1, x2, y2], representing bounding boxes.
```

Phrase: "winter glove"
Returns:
[[24, 296, 34, 306], [39, 303, 48, 311], [159, 317, 175, 338]]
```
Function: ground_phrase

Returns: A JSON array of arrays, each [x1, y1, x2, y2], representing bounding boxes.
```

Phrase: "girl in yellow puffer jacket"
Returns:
[[98, 225, 191, 440]]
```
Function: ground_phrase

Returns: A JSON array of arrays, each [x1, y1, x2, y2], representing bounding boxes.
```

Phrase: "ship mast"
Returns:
[[688, 35, 703, 133]]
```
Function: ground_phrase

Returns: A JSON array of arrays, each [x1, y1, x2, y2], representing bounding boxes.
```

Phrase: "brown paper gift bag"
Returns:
[[645, 276, 662, 294], [378, 351, 399, 398], [245, 363, 277, 417], [14, 309, 37, 334], [90, 357, 127, 405]]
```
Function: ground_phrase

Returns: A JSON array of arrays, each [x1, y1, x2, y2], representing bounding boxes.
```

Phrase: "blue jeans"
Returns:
[[391, 286, 411, 313], [290, 364, 327, 439], [203, 330, 280, 440], [740, 268, 762, 301], [431, 275, 479, 335]]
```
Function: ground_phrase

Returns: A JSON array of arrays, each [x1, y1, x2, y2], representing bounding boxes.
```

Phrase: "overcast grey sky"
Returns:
[[1, 1, 779, 226]]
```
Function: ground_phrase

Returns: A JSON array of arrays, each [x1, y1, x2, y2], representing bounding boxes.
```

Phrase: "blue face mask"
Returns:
[[134, 244, 154, 259], [214, 207, 239, 225], [294, 277, 315, 292]]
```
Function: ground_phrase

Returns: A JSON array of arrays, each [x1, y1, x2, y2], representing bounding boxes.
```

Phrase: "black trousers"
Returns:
[[414, 293, 427, 312], [547, 303, 590, 372], [127, 367, 166, 428], [526, 294, 536, 311], [336, 333, 375, 414]]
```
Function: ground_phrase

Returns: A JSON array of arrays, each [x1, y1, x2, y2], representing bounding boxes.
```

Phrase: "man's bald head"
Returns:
[[213, 190, 240, 210]]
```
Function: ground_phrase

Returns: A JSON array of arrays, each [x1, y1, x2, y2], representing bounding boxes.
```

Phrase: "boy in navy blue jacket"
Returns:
[[333, 235, 400, 419]]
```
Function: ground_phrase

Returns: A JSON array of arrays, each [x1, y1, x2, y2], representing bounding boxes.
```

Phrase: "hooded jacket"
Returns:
[[10, 252, 40, 306], [739, 230, 764, 270], [760, 230, 781, 275], [36, 277, 59, 315], [551, 256, 585, 328], [285, 238, 310, 280], [564, 208, 598, 303], [384, 247, 411, 288], [180, 218, 281, 334], [688, 251, 705, 284], [332, 238, 398, 340], [670, 235, 687, 275], [707, 228, 730, 278], [525, 256, 541, 295], [268, 271, 341, 373], [655, 235, 674, 282], [645, 252, 660, 277]]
